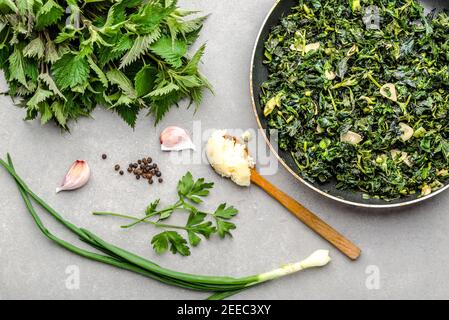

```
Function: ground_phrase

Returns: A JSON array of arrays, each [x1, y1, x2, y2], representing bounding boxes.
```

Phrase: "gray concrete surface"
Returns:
[[1, 0, 449, 300]]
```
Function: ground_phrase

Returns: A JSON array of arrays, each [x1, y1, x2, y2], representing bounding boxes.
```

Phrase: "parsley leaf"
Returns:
[[177, 172, 214, 203], [151, 231, 190, 256], [212, 204, 238, 238]]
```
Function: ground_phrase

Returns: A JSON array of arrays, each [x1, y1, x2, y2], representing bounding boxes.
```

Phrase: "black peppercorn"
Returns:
[[119, 170, 124, 175], [138, 160, 142, 164], [149, 179, 153, 184], [155, 171, 161, 177], [136, 175, 141, 180], [114, 164, 120, 171], [147, 157, 152, 164], [127, 168, 132, 173], [158, 178, 163, 183], [102, 154, 107, 160]]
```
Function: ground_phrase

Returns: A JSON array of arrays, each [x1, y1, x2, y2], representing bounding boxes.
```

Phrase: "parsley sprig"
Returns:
[[94, 172, 238, 256]]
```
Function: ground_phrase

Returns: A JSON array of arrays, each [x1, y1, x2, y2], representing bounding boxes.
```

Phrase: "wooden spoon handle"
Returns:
[[250, 169, 361, 260]]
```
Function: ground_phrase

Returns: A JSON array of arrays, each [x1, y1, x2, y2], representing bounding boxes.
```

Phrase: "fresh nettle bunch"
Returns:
[[94, 172, 239, 256], [0, 0, 211, 129]]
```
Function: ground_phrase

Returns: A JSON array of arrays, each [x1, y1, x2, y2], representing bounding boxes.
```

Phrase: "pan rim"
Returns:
[[249, 0, 449, 208]]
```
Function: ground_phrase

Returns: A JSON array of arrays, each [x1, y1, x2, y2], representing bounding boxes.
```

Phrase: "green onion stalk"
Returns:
[[0, 154, 331, 300]]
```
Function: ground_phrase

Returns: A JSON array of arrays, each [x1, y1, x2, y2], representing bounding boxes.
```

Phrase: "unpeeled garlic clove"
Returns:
[[160, 126, 195, 151], [56, 160, 91, 193]]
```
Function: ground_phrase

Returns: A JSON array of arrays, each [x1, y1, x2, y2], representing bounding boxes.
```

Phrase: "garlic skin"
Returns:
[[206, 130, 254, 187], [160, 126, 195, 151], [56, 160, 91, 193]]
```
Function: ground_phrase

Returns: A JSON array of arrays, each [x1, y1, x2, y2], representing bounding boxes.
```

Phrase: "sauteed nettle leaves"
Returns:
[[261, 0, 449, 200]]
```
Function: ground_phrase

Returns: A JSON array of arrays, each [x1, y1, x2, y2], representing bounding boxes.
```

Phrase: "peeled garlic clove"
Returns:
[[380, 83, 398, 102], [324, 70, 336, 80], [56, 160, 91, 193], [304, 42, 320, 53], [340, 131, 363, 145], [160, 126, 195, 151], [399, 123, 414, 142], [421, 184, 432, 197]]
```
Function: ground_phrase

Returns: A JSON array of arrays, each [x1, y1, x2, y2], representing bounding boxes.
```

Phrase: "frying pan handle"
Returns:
[[250, 168, 361, 260]]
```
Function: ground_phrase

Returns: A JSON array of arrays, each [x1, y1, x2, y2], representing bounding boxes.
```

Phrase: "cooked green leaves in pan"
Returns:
[[261, 0, 449, 200]]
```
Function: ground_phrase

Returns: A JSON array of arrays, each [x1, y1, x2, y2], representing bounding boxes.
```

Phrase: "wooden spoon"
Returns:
[[250, 168, 361, 260]]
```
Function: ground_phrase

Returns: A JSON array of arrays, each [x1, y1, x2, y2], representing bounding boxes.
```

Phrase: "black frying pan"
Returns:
[[250, 0, 449, 208]]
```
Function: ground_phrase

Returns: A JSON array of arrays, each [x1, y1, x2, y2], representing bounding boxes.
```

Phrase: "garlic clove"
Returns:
[[160, 126, 195, 151], [380, 83, 398, 102], [56, 160, 91, 193], [340, 131, 363, 145], [304, 42, 320, 53], [399, 122, 414, 142]]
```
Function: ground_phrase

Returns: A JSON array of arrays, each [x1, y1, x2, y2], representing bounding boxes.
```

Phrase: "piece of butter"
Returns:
[[206, 130, 254, 187]]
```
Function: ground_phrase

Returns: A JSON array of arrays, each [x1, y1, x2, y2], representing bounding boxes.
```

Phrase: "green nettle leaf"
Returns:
[[23, 38, 45, 59], [183, 44, 205, 75], [44, 40, 60, 63], [0, 0, 18, 13], [146, 82, 179, 98], [120, 28, 161, 69], [177, 16, 208, 34], [39, 73, 66, 100], [40, 102, 53, 125], [8, 48, 27, 86], [150, 36, 187, 68], [114, 104, 140, 128], [36, 0, 64, 29], [135, 65, 157, 97], [130, 3, 175, 33], [106, 69, 137, 98], [55, 29, 77, 44], [50, 100, 67, 127], [26, 87, 53, 107], [98, 35, 131, 66], [52, 53, 90, 90], [87, 56, 108, 87]]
